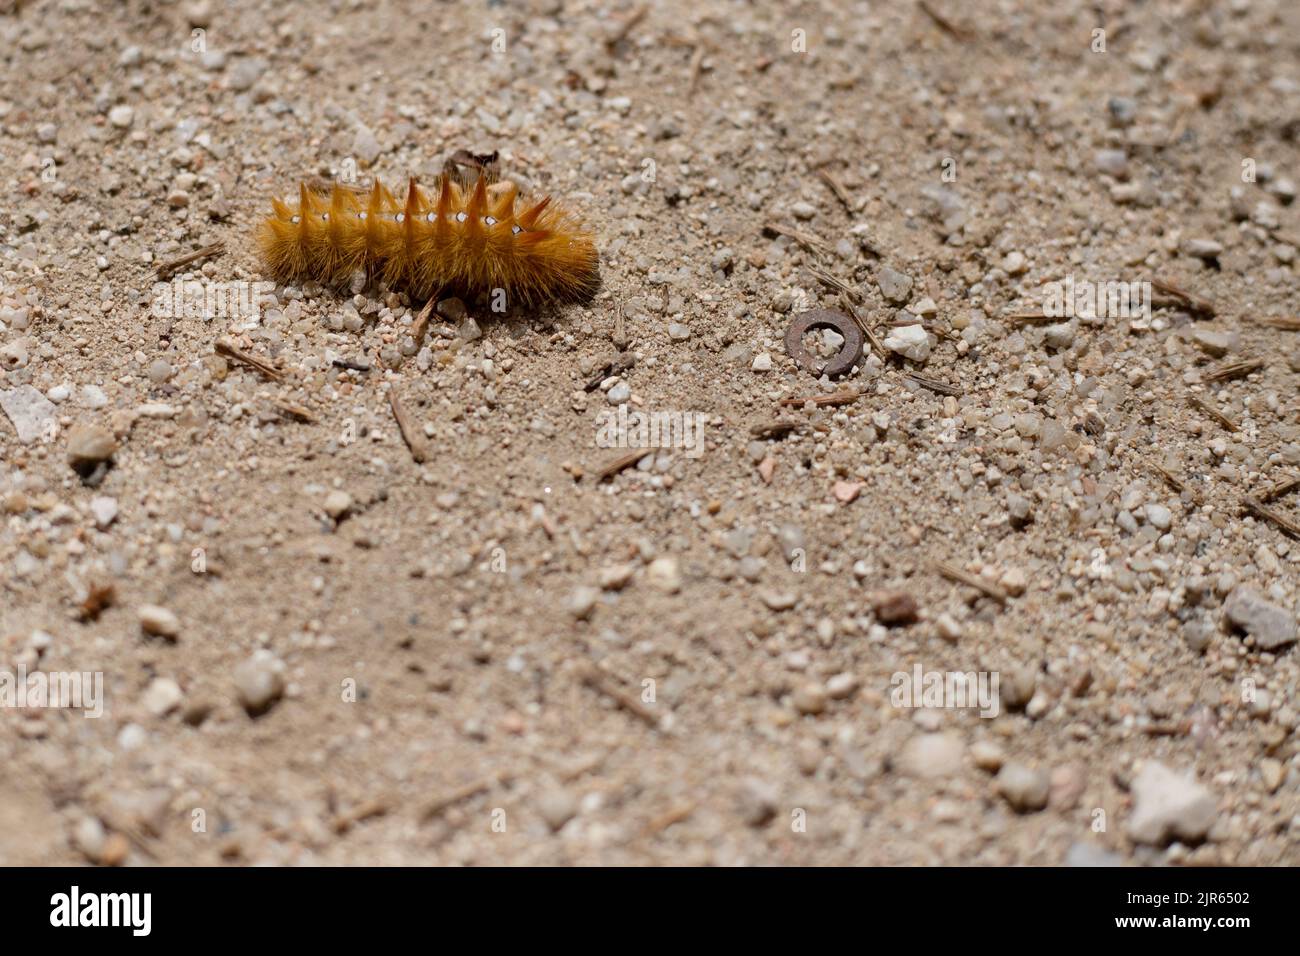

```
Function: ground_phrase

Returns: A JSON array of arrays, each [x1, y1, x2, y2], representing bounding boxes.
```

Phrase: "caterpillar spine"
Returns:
[[256, 173, 598, 307]]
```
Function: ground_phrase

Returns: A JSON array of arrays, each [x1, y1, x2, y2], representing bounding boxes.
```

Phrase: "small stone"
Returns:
[[1181, 237, 1223, 259], [1065, 841, 1124, 867], [1192, 329, 1233, 357], [606, 381, 630, 404], [876, 267, 913, 304], [537, 788, 577, 832], [760, 590, 797, 611], [598, 564, 634, 590], [323, 489, 353, 520], [882, 324, 930, 362], [1043, 322, 1075, 349], [568, 586, 600, 620], [1144, 503, 1172, 531], [78, 385, 109, 408], [108, 105, 134, 128], [792, 682, 828, 715], [142, 677, 183, 717], [936, 612, 963, 643], [871, 590, 919, 626], [0, 385, 57, 444], [736, 777, 778, 826], [1184, 618, 1213, 653], [647, 557, 681, 593], [1002, 251, 1028, 275], [970, 740, 1005, 772], [352, 125, 382, 165], [832, 480, 862, 503], [667, 322, 691, 341], [1223, 586, 1297, 650], [90, 495, 118, 529], [897, 732, 964, 778], [138, 604, 180, 639], [757, 456, 776, 483], [1127, 761, 1217, 846], [996, 762, 1050, 812], [436, 297, 467, 323], [786, 199, 817, 221], [826, 672, 859, 700], [1093, 148, 1128, 178], [233, 651, 286, 715], [751, 352, 773, 372], [66, 424, 118, 468], [999, 567, 1027, 596], [74, 816, 107, 862], [147, 359, 173, 383]]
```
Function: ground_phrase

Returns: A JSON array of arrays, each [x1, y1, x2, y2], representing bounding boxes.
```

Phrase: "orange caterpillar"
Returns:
[[256, 173, 598, 306]]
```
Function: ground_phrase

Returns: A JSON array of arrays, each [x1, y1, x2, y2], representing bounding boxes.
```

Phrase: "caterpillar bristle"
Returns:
[[257, 171, 598, 307]]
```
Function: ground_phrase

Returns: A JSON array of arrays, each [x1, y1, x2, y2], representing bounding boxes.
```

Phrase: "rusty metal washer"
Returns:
[[783, 309, 864, 378]]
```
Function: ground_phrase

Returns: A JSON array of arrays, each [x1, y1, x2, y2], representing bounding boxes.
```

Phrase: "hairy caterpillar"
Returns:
[[256, 171, 598, 307]]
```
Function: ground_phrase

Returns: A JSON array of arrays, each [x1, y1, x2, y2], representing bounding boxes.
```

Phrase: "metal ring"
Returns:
[[783, 309, 864, 378]]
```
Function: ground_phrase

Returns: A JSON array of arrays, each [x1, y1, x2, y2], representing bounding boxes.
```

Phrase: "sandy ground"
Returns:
[[2, 0, 1299, 866]]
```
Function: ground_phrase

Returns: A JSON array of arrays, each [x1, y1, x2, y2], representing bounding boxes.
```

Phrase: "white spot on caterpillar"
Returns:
[[455, 211, 468, 223], [395, 213, 405, 223], [426, 212, 436, 222], [485, 216, 497, 225], [291, 216, 300, 224], [358, 211, 367, 220], [322, 213, 329, 220], [511, 225, 522, 235]]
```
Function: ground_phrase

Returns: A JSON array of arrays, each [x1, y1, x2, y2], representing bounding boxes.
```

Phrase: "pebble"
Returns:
[[108, 105, 134, 128], [1093, 148, 1128, 178], [736, 777, 779, 826], [970, 740, 1005, 772], [996, 762, 1050, 812], [568, 586, 600, 620], [790, 201, 817, 220], [323, 489, 353, 520], [1126, 761, 1217, 845], [233, 651, 286, 715], [537, 788, 577, 832], [1181, 237, 1223, 259], [647, 557, 682, 593], [138, 604, 181, 639], [1002, 251, 1028, 275], [825, 672, 859, 700], [792, 682, 828, 715], [882, 324, 931, 362], [667, 322, 691, 341], [598, 564, 634, 590], [1144, 503, 1172, 531], [90, 495, 118, 529], [897, 732, 964, 778], [1043, 322, 1074, 349], [760, 590, 797, 611], [352, 125, 382, 165], [1065, 841, 1124, 867], [1223, 586, 1297, 650], [751, 352, 773, 372], [876, 267, 913, 304], [832, 480, 862, 503], [0, 385, 57, 444], [78, 385, 109, 408], [1192, 329, 1233, 357], [871, 590, 919, 626], [66, 424, 118, 466], [606, 381, 630, 404], [142, 677, 183, 717]]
